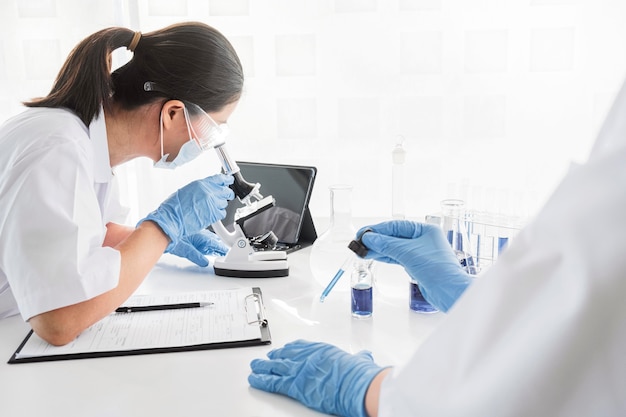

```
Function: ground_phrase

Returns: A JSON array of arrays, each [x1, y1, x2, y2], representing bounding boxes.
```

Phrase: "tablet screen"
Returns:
[[222, 162, 317, 245]]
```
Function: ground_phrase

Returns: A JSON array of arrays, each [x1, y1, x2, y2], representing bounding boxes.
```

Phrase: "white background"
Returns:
[[1, 0, 625, 226]]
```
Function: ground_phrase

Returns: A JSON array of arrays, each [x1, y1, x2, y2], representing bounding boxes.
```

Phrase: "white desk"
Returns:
[[0, 247, 445, 417]]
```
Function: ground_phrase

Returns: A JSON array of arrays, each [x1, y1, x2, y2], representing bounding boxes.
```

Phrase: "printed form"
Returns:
[[15, 287, 263, 359]]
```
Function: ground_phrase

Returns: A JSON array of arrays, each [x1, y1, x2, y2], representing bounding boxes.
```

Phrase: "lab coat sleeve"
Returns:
[[378, 143, 626, 416], [97, 174, 130, 225], [1, 136, 121, 321]]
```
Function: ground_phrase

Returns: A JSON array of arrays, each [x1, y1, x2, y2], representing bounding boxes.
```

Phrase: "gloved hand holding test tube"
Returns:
[[319, 229, 371, 302]]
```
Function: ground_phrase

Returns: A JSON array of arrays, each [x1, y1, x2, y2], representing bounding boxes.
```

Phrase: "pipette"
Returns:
[[319, 254, 354, 303], [319, 229, 372, 303]]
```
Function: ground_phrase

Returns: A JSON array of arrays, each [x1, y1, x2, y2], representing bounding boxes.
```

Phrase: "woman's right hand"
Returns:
[[138, 173, 234, 251], [359, 220, 473, 312]]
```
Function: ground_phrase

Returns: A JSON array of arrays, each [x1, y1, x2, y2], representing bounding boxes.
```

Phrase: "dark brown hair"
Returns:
[[24, 22, 244, 125]]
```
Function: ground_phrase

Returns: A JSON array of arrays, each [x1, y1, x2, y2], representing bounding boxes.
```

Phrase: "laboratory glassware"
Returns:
[[320, 254, 353, 302], [351, 258, 374, 319], [392, 137, 406, 220], [410, 199, 478, 314], [319, 228, 371, 302], [440, 199, 479, 275], [409, 280, 437, 313], [310, 185, 357, 291]]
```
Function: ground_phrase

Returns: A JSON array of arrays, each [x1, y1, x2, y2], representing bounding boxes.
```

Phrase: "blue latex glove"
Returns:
[[249, 340, 385, 417], [138, 174, 234, 251], [359, 220, 472, 312], [166, 229, 229, 267]]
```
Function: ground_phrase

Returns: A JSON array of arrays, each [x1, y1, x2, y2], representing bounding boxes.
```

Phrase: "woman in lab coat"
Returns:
[[0, 22, 243, 346], [248, 80, 626, 415]]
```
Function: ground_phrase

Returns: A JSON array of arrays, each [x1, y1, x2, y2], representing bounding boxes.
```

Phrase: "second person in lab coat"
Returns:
[[248, 79, 626, 416], [0, 22, 242, 345]]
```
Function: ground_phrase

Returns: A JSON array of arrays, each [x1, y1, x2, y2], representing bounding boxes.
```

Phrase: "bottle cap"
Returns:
[[348, 228, 372, 257]]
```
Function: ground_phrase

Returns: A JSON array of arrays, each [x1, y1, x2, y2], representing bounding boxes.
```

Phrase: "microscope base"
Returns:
[[213, 261, 289, 278], [212, 213, 289, 278]]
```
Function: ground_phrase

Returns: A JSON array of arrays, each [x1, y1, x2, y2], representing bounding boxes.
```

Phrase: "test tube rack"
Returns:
[[426, 210, 525, 272]]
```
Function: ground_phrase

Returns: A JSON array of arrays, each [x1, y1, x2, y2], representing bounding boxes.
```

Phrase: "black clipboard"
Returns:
[[8, 287, 271, 364]]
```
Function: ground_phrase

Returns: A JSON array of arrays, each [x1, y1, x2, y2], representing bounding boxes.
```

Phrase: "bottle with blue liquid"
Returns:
[[351, 258, 374, 319], [409, 280, 437, 313]]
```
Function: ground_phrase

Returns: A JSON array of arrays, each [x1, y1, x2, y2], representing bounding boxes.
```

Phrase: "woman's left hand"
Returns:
[[166, 229, 228, 267]]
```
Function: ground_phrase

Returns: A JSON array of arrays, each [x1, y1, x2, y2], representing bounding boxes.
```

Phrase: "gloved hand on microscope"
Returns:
[[137, 173, 234, 267]]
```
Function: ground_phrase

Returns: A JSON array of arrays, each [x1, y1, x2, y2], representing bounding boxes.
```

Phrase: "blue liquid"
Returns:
[[447, 230, 463, 247], [319, 269, 345, 302], [448, 231, 478, 274], [455, 250, 478, 275], [351, 285, 373, 318], [498, 237, 509, 255], [409, 281, 437, 313]]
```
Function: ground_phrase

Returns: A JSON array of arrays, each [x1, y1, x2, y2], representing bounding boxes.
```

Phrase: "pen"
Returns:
[[115, 301, 213, 313]]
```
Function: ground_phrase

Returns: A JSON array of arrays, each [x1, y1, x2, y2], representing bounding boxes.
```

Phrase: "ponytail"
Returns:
[[25, 22, 244, 126], [24, 28, 136, 126]]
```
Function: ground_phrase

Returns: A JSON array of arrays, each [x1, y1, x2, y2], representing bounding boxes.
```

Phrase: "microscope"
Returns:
[[209, 142, 289, 278]]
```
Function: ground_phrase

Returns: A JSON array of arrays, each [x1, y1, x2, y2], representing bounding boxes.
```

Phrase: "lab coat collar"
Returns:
[[89, 108, 113, 183]]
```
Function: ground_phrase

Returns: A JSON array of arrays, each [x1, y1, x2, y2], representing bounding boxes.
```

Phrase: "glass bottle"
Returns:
[[409, 280, 437, 313], [310, 185, 357, 291], [351, 258, 374, 318]]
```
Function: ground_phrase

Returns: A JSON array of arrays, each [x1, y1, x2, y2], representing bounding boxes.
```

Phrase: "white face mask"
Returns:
[[153, 107, 202, 170]]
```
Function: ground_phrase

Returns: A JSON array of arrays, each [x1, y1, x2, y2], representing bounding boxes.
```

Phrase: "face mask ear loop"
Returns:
[[159, 110, 165, 160], [183, 106, 202, 150]]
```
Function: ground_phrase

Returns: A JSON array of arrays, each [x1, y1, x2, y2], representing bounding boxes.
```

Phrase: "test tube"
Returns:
[[392, 137, 406, 219]]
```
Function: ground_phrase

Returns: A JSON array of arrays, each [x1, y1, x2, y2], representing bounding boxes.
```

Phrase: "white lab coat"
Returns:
[[379, 80, 626, 416], [0, 108, 126, 320]]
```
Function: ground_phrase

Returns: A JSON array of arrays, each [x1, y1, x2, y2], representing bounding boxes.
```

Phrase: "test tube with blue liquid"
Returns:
[[410, 200, 479, 314], [441, 199, 478, 275]]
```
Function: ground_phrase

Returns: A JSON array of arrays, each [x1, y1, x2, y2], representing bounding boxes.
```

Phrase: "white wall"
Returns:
[[1, 0, 625, 225]]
